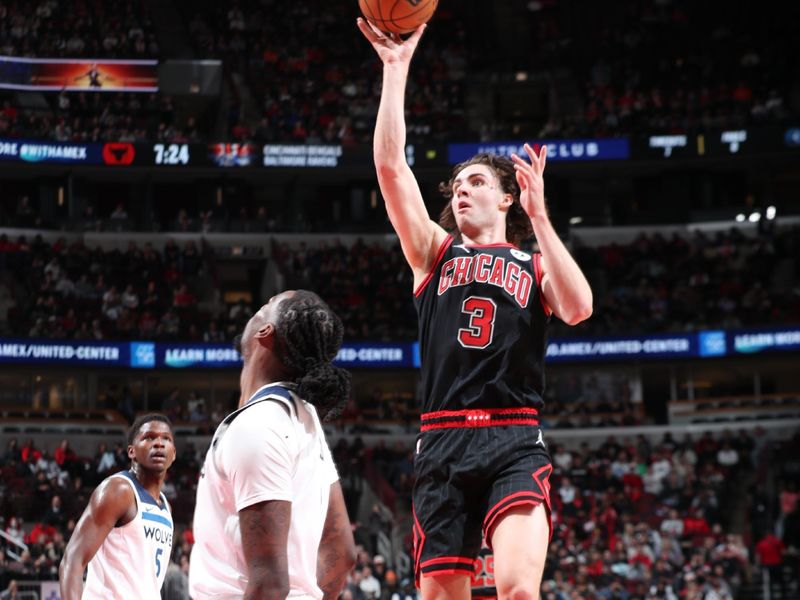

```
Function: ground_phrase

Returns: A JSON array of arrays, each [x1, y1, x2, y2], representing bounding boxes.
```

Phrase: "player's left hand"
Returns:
[[511, 143, 547, 220]]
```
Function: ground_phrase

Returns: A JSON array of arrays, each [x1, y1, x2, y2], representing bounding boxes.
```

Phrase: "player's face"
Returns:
[[239, 291, 297, 361], [451, 164, 510, 238], [128, 421, 176, 473]]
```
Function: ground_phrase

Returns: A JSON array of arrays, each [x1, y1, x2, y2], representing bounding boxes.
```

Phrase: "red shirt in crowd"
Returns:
[[755, 534, 785, 567]]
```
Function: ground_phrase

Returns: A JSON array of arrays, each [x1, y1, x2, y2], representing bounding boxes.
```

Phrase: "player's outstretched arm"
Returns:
[[512, 143, 593, 325], [357, 19, 447, 283], [59, 477, 135, 600], [317, 482, 356, 600], [240, 500, 291, 600]]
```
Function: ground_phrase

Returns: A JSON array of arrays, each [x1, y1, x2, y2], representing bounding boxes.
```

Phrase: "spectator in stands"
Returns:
[[394, 578, 418, 600], [121, 284, 139, 310], [20, 439, 42, 466], [94, 443, 117, 477], [359, 565, 381, 600], [381, 570, 399, 600], [110, 203, 129, 220], [716, 442, 739, 475], [161, 389, 182, 421], [161, 474, 178, 503], [777, 481, 799, 537], [43, 496, 67, 530], [188, 398, 208, 423], [203, 320, 225, 343], [4, 438, 20, 463], [372, 554, 387, 585], [755, 531, 786, 595], [28, 520, 57, 547], [162, 557, 190, 600], [661, 509, 684, 538], [0, 580, 20, 600], [5, 517, 24, 545]]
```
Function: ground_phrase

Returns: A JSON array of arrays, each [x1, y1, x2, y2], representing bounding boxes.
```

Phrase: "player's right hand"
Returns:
[[356, 18, 426, 67]]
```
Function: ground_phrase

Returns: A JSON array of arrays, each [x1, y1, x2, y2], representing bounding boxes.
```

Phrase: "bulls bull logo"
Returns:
[[103, 142, 135, 166]]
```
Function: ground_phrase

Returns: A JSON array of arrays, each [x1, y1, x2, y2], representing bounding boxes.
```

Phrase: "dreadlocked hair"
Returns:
[[438, 152, 533, 247], [273, 290, 351, 421]]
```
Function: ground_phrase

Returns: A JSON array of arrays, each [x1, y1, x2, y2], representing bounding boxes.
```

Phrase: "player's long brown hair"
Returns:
[[438, 153, 533, 247]]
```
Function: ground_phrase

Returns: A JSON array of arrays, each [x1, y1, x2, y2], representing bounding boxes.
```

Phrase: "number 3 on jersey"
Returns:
[[458, 297, 497, 349]]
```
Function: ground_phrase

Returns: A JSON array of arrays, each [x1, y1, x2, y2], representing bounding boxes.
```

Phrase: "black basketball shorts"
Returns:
[[411, 407, 553, 583]]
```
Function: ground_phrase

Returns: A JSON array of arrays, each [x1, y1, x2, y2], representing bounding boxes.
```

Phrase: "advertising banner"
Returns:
[[544, 333, 698, 363], [0, 139, 102, 164], [0, 339, 130, 367], [0, 328, 797, 369], [448, 138, 630, 164], [0, 56, 158, 92], [731, 327, 800, 355]]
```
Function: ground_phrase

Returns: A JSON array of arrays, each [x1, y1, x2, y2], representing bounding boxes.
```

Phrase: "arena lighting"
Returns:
[[766, 206, 777, 220], [569, 216, 583, 225], [515, 71, 529, 82], [735, 214, 746, 222], [748, 212, 761, 223]]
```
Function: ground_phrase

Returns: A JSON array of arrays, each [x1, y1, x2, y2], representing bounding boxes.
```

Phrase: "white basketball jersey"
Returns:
[[189, 383, 338, 600], [83, 470, 174, 600]]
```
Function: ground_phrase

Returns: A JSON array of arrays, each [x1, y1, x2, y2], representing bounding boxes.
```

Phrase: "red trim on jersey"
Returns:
[[483, 497, 552, 550], [463, 242, 517, 249], [414, 235, 455, 298], [532, 253, 552, 316], [485, 491, 544, 527], [420, 557, 478, 579], [483, 466, 553, 548], [421, 556, 476, 567], [421, 567, 476, 578], [421, 418, 540, 431], [421, 407, 540, 430], [422, 407, 539, 420], [412, 505, 426, 583]]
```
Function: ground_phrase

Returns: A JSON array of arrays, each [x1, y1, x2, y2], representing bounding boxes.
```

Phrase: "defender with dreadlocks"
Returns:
[[189, 290, 356, 600]]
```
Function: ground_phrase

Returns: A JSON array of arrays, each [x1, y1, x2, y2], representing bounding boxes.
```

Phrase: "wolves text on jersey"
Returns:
[[144, 524, 173, 546], [437, 254, 533, 308]]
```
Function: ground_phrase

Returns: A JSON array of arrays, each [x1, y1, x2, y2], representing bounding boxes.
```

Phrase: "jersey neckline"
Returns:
[[245, 382, 296, 406], [122, 469, 167, 510], [454, 236, 519, 249]]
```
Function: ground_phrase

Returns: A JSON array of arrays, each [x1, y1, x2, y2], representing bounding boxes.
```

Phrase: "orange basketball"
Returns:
[[359, 0, 438, 35]]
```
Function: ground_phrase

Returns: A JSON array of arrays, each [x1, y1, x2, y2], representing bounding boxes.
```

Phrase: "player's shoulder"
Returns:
[[228, 398, 295, 435], [90, 472, 136, 511], [97, 471, 135, 492]]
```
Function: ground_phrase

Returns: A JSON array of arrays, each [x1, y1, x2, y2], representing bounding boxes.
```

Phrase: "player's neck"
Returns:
[[239, 376, 270, 408], [460, 230, 508, 246], [131, 464, 164, 500], [239, 358, 290, 408]]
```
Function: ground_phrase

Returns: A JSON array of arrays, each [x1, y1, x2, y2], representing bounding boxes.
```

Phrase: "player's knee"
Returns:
[[495, 582, 540, 600], [496, 565, 545, 600]]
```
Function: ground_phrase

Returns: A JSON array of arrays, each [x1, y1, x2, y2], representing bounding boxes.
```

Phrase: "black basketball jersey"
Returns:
[[413, 236, 551, 414]]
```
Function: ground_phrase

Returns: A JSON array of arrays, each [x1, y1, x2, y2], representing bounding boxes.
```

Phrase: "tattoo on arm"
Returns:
[[318, 483, 356, 600], [240, 500, 291, 600]]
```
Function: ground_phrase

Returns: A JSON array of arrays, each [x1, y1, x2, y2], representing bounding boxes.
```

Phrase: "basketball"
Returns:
[[359, 0, 438, 35]]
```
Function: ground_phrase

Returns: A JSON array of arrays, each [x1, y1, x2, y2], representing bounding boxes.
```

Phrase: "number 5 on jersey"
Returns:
[[458, 297, 497, 349], [155, 547, 163, 577]]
